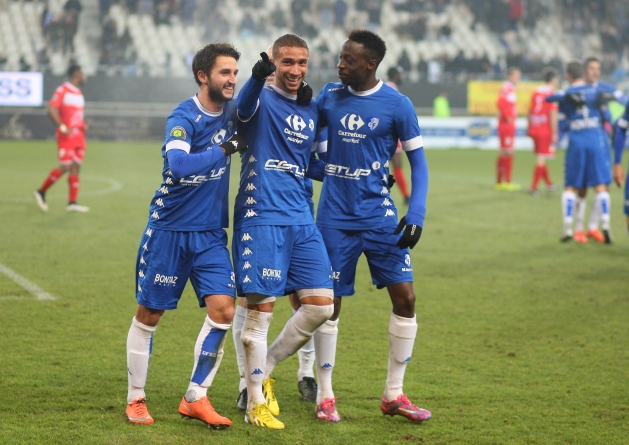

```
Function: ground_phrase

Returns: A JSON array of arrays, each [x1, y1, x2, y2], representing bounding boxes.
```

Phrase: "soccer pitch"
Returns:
[[0, 140, 627, 444]]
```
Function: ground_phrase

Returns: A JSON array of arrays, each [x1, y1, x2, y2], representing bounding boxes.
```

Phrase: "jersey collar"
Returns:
[[268, 85, 297, 100], [192, 95, 224, 117], [348, 79, 383, 96], [571, 81, 586, 87], [64, 82, 80, 93]]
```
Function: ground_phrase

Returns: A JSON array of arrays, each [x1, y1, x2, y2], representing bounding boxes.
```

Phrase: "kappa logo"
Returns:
[[151, 211, 159, 219], [241, 232, 253, 241], [248, 155, 257, 163], [404, 254, 411, 266], [385, 209, 395, 217], [243, 261, 251, 270], [138, 270, 144, 278], [155, 198, 164, 207], [247, 169, 257, 178], [286, 114, 307, 132], [384, 160, 390, 168], [211, 128, 227, 144], [138, 284, 142, 292], [262, 268, 282, 279], [245, 209, 258, 217], [145, 228, 153, 236], [165, 177, 174, 185], [251, 368, 263, 375], [243, 247, 253, 256], [158, 186, 169, 194], [142, 242, 149, 251], [245, 183, 257, 191], [372, 161, 381, 170], [321, 363, 333, 369], [340, 113, 364, 130], [165, 169, 172, 175], [403, 356, 411, 363], [368, 117, 379, 130], [243, 275, 252, 283], [382, 198, 392, 206], [244, 197, 257, 205], [381, 186, 389, 195], [140, 257, 146, 265]]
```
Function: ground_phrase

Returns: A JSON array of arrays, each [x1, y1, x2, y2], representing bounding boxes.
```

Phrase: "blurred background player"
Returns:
[[611, 103, 629, 235], [231, 45, 320, 413], [314, 29, 431, 424], [34, 64, 89, 212], [550, 61, 612, 243], [385, 66, 410, 205], [495, 67, 521, 191], [125, 43, 246, 428], [527, 67, 558, 195]]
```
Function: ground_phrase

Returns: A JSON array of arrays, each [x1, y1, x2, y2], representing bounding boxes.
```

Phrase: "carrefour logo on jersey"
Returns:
[[284, 114, 311, 145], [211, 128, 227, 144], [338, 113, 368, 144]]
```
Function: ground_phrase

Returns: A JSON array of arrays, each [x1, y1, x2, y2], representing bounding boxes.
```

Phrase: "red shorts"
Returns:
[[530, 134, 555, 158], [498, 125, 515, 152], [57, 134, 86, 164]]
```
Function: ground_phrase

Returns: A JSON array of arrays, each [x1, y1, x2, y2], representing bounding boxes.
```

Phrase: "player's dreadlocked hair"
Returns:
[[565, 60, 584, 81], [272, 34, 309, 60], [347, 29, 387, 66], [192, 43, 241, 86]]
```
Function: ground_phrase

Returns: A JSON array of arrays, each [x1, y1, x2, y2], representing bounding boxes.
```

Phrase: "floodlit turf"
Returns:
[[1, 140, 628, 444]]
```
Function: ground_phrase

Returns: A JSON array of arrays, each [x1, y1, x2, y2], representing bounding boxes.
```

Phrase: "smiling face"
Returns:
[[584, 60, 601, 84], [273, 46, 309, 95], [337, 39, 376, 90], [197, 55, 238, 109]]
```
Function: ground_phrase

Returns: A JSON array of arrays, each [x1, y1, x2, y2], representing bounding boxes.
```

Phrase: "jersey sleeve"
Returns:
[[164, 111, 194, 153], [49, 86, 64, 108], [315, 86, 330, 128], [394, 96, 423, 151]]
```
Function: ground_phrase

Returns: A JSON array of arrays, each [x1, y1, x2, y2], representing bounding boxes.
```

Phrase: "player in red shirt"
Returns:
[[527, 67, 558, 195], [495, 67, 521, 191], [34, 64, 89, 212]]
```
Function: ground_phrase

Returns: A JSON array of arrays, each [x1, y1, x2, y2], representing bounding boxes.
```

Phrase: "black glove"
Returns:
[[387, 174, 396, 188], [251, 52, 276, 81], [566, 93, 586, 107], [596, 91, 615, 108], [394, 216, 422, 249], [297, 80, 313, 105], [219, 133, 247, 155]]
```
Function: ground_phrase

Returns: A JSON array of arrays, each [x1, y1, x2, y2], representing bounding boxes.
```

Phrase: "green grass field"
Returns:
[[1, 141, 628, 445]]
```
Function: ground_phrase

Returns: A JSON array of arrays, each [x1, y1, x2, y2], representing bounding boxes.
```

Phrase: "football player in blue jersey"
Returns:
[[548, 60, 613, 243], [125, 43, 247, 428], [611, 104, 629, 235], [232, 34, 334, 429], [313, 29, 431, 424]]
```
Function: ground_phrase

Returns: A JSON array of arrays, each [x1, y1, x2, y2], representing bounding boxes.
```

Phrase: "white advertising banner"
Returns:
[[417, 117, 534, 150], [0, 72, 44, 107]]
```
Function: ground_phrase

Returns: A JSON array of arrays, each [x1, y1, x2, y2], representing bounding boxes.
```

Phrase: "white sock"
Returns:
[[596, 191, 611, 230], [385, 313, 417, 402], [241, 309, 273, 410], [127, 317, 156, 403], [561, 191, 576, 236], [588, 197, 600, 231], [314, 318, 338, 403], [185, 316, 231, 402], [232, 304, 247, 391], [297, 336, 316, 381], [266, 304, 333, 378], [575, 197, 586, 232]]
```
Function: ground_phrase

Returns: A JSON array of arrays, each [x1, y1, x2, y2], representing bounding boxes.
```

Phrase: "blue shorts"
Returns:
[[564, 137, 611, 188], [318, 226, 414, 297], [135, 227, 236, 310], [232, 224, 333, 296]]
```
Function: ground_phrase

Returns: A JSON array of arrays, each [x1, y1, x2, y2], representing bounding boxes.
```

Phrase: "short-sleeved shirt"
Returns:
[[49, 82, 85, 137], [145, 95, 237, 231], [528, 84, 557, 137], [497, 81, 517, 126], [315, 80, 423, 230]]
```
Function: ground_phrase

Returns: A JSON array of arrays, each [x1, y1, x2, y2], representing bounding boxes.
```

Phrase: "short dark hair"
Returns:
[[192, 43, 240, 86], [507, 66, 520, 76], [347, 29, 387, 66], [565, 60, 583, 80], [387, 66, 401, 80], [272, 33, 309, 59], [542, 66, 558, 83], [583, 56, 600, 68], [67, 64, 82, 78]]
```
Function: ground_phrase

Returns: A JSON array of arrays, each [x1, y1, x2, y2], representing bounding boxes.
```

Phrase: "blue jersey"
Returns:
[[315, 81, 424, 229], [613, 105, 629, 164], [146, 96, 236, 231], [234, 83, 319, 229], [557, 82, 607, 144]]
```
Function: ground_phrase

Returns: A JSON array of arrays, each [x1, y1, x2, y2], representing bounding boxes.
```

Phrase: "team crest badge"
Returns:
[[170, 126, 187, 140], [368, 118, 379, 130]]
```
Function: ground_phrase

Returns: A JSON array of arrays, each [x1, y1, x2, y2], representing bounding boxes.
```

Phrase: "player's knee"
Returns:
[[301, 303, 334, 326]]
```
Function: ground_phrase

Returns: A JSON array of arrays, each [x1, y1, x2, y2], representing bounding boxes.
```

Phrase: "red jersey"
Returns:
[[497, 81, 517, 125], [527, 84, 557, 137], [49, 82, 85, 137]]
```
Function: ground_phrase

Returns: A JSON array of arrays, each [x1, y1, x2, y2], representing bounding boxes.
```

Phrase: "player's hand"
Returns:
[[219, 133, 248, 155], [296, 80, 313, 105], [251, 52, 276, 81], [387, 174, 396, 188], [566, 93, 586, 107], [613, 163, 624, 188], [59, 124, 71, 135], [596, 92, 615, 108], [394, 216, 422, 249]]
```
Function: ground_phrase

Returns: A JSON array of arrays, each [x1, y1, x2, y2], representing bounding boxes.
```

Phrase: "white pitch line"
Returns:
[[0, 263, 56, 300]]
